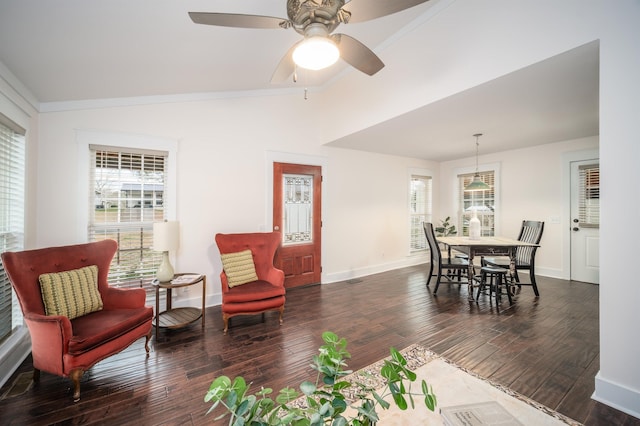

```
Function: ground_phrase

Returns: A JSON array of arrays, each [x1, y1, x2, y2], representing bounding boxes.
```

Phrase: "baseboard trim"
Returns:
[[593, 371, 640, 420], [323, 256, 427, 284], [0, 328, 31, 390], [534, 266, 564, 280], [171, 293, 221, 310]]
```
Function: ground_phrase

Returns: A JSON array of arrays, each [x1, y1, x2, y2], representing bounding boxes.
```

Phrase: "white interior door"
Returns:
[[570, 160, 599, 284]]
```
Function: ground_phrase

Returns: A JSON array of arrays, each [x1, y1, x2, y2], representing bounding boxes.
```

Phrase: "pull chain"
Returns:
[[293, 65, 308, 100]]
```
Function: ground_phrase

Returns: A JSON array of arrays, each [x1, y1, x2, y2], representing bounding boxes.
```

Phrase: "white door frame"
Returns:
[[562, 148, 599, 280]]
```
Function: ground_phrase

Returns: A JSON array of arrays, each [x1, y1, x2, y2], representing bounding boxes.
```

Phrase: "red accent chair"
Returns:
[[215, 232, 285, 334], [1, 239, 153, 402]]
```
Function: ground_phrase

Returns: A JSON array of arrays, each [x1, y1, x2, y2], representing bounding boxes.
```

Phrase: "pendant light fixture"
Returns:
[[464, 133, 491, 192]]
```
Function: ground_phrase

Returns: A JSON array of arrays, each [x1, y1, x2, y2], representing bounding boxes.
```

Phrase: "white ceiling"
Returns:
[[327, 41, 599, 161], [0, 0, 599, 161], [0, 0, 436, 102]]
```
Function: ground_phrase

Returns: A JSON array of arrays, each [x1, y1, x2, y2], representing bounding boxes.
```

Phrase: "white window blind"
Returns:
[[88, 146, 167, 298], [578, 164, 599, 228], [0, 113, 26, 342], [410, 175, 432, 251], [458, 171, 495, 236]]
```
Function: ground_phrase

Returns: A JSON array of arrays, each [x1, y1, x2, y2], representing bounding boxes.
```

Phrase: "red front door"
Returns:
[[273, 162, 322, 288]]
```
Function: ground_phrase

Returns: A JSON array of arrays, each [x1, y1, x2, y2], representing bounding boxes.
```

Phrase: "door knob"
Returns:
[[572, 227, 580, 231], [274, 226, 280, 231]]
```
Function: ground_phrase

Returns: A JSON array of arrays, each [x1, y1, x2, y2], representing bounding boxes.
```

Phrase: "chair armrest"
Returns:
[[220, 271, 231, 293], [101, 287, 147, 309], [263, 267, 285, 288], [24, 313, 73, 375]]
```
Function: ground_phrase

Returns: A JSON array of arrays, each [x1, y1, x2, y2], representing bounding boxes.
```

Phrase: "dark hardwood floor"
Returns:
[[1, 265, 638, 425]]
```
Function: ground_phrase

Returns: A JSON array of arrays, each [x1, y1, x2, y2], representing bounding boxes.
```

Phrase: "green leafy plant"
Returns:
[[205, 331, 437, 425], [434, 216, 457, 237]]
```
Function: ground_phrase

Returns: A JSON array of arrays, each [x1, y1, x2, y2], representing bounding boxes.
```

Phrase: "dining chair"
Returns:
[[482, 220, 545, 296], [423, 222, 469, 294]]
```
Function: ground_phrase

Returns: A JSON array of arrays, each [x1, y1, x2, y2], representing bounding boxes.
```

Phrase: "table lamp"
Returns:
[[153, 220, 179, 282]]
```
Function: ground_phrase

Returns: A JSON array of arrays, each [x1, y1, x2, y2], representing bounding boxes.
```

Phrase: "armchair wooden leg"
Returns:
[[70, 369, 83, 402], [223, 314, 229, 334], [144, 330, 152, 354], [278, 306, 285, 326]]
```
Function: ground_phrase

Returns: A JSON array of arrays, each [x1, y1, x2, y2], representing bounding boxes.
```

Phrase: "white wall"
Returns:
[[324, 147, 438, 282], [35, 103, 599, 288], [34, 97, 433, 308], [595, 2, 640, 417]]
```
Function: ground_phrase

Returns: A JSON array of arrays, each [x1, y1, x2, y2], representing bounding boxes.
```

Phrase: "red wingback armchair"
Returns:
[[215, 232, 285, 334], [1, 239, 153, 402]]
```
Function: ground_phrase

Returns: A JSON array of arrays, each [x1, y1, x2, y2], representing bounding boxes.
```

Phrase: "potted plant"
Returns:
[[205, 331, 437, 425], [434, 216, 457, 237]]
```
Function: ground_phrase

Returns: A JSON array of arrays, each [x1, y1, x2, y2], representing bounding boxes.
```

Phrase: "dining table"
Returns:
[[436, 236, 540, 300]]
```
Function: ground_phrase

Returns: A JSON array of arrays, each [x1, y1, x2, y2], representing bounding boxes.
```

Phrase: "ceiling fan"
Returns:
[[189, 0, 431, 83]]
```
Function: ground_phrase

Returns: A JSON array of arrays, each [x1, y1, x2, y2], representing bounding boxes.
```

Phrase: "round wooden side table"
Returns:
[[151, 273, 206, 341]]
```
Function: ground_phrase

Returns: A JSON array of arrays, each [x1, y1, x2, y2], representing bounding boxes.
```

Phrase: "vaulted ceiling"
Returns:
[[0, 0, 598, 161]]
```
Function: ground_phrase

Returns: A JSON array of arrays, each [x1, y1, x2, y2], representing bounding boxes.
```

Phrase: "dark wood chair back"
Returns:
[[423, 222, 442, 268], [515, 220, 545, 266]]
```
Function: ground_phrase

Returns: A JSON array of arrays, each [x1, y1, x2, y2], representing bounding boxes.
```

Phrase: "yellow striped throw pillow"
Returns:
[[220, 249, 258, 288], [39, 265, 103, 319]]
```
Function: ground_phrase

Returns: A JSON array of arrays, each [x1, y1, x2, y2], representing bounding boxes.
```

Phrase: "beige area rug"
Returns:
[[296, 345, 582, 425]]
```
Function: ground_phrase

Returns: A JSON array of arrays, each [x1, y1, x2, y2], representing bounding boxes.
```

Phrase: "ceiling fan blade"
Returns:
[[270, 42, 300, 83], [333, 34, 384, 76], [188, 12, 288, 29], [341, 0, 431, 23]]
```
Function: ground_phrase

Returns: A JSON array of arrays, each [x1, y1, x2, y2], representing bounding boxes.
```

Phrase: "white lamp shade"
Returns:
[[292, 36, 340, 70], [153, 221, 179, 252]]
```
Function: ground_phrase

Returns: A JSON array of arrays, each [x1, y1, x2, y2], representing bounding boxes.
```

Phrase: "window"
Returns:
[[88, 146, 167, 299], [458, 171, 495, 236], [578, 164, 599, 228], [409, 174, 432, 251], [0, 113, 25, 343]]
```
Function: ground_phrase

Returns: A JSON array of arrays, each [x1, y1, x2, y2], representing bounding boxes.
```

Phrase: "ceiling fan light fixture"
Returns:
[[292, 24, 340, 71], [293, 36, 339, 70]]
